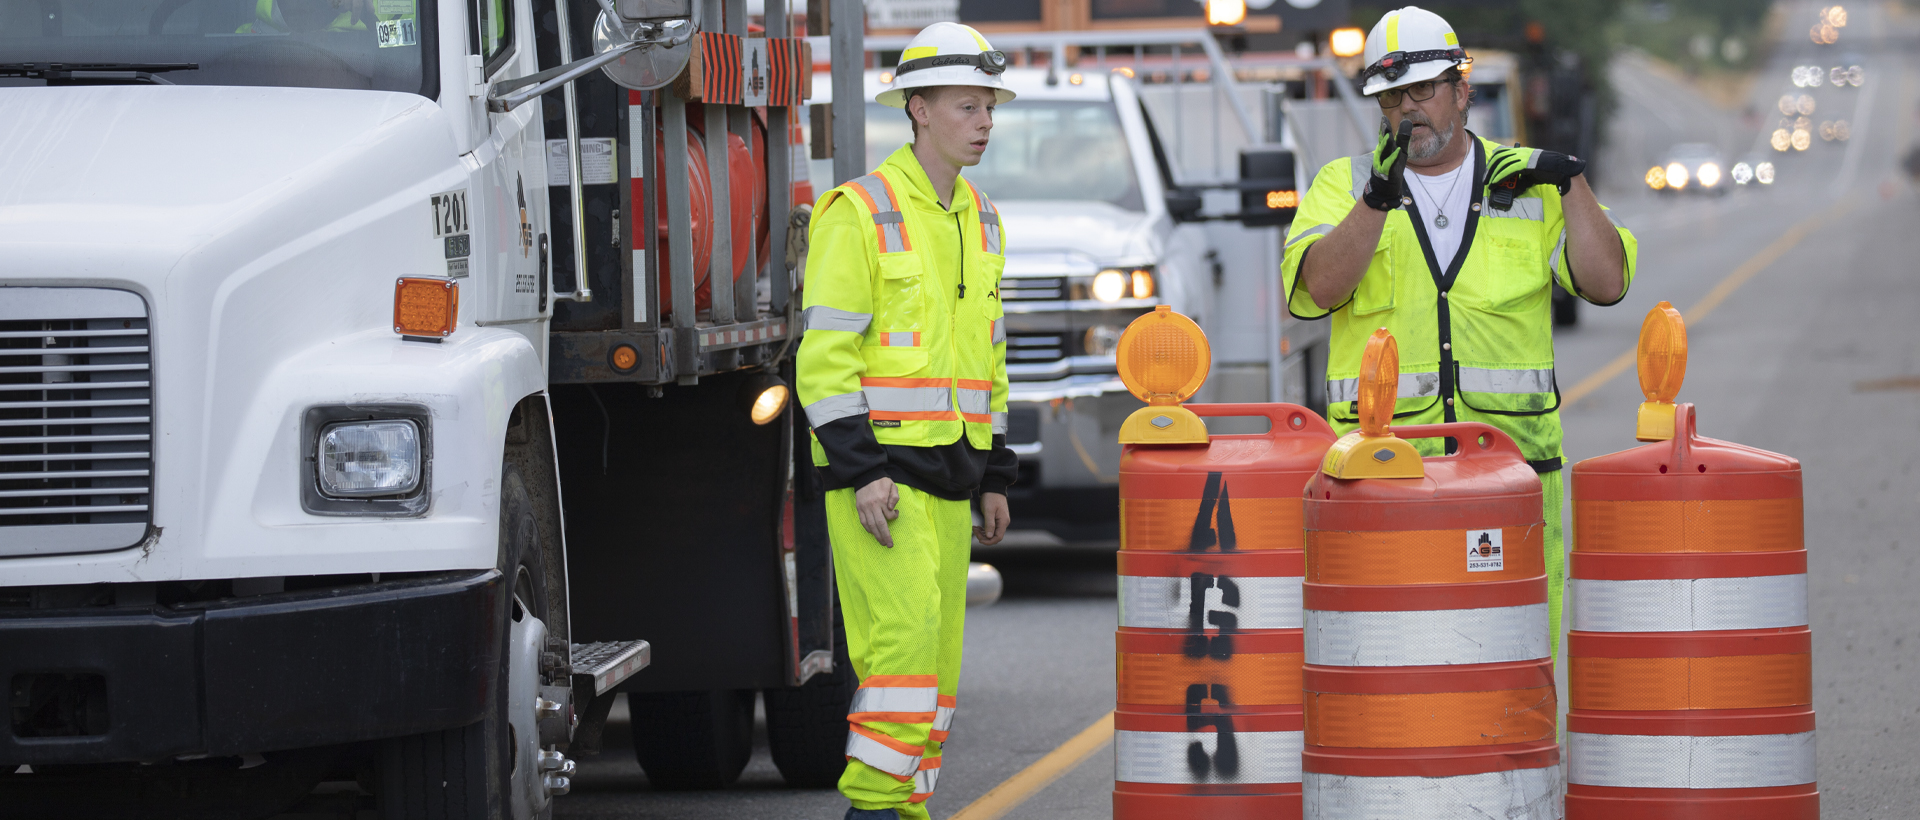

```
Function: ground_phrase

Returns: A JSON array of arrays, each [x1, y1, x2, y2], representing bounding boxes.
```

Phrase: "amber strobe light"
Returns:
[[1330, 27, 1366, 58], [1115, 306, 1211, 444], [1634, 301, 1689, 441], [1320, 328, 1423, 479], [394, 277, 459, 338]]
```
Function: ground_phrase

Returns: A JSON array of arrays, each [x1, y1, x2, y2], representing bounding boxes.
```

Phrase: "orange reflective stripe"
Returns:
[[876, 174, 913, 251], [1307, 527, 1545, 585], [1120, 497, 1304, 551], [1570, 654, 1812, 711], [848, 722, 924, 756], [880, 332, 922, 347], [863, 675, 939, 688], [859, 378, 949, 389], [871, 411, 960, 421], [1575, 498, 1803, 553], [1304, 687, 1557, 748], [1116, 651, 1304, 706], [956, 378, 993, 391]]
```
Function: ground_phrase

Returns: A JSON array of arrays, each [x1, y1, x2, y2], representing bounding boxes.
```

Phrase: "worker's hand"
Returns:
[[856, 477, 899, 547], [1361, 119, 1414, 212], [1485, 145, 1588, 195], [974, 492, 1010, 546]]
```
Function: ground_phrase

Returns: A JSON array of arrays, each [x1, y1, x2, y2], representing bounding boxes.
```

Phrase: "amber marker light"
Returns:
[[1330, 27, 1366, 58], [1266, 189, 1299, 209], [1115, 305, 1210, 444], [1320, 328, 1423, 479], [394, 277, 459, 338], [1206, 0, 1246, 27], [609, 343, 640, 373], [1634, 301, 1689, 441]]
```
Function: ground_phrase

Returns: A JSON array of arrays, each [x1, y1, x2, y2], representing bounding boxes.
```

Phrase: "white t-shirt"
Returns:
[[1403, 161, 1474, 272]]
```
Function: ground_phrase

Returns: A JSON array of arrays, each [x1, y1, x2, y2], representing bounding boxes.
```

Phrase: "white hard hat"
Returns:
[[876, 22, 1016, 108], [1360, 6, 1470, 97]]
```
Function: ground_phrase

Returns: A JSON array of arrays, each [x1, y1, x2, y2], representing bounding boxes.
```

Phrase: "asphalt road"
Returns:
[[552, 4, 1920, 818]]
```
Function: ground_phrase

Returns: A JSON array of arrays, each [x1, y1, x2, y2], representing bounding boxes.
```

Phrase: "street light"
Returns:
[[1206, 0, 1246, 27], [1330, 27, 1366, 58]]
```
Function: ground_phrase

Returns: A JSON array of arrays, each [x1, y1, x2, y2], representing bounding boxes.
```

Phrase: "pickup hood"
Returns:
[[995, 200, 1162, 266]]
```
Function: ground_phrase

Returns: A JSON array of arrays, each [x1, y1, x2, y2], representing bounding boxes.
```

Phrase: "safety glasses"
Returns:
[[1375, 78, 1458, 109], [896, 50, 1009, 77]]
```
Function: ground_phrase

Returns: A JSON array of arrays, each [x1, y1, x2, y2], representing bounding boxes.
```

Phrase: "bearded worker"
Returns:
[[795, 21, 1017, 820], [1281, 6, 1638, 667]]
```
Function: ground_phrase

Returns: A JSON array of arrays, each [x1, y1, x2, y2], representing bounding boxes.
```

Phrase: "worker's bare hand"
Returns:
[[856, 477, 899, 547], [974, 492, 1010, 546]]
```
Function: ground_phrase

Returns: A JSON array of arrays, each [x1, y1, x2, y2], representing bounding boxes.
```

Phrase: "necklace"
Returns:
[[1411, 166, 1464, 229]]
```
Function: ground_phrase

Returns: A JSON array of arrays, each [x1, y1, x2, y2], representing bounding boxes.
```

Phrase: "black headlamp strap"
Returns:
[[896, 51, 1008, 77], [1363, 47, 1469, 81]]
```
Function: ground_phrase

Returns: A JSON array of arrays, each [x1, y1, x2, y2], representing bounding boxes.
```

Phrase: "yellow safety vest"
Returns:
[[1280, 134, 1639, 466], [797, 144, 1010, 463]]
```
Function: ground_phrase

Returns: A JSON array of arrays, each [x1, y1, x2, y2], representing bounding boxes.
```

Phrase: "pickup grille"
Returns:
[[1006, 332, 1066, 364], [0, 289, 154, 556], [1000, 277, 1068, 302]]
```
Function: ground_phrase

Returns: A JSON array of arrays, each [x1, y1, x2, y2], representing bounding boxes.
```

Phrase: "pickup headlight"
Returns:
[[318, 420, 422, 497], [1091, 267, 1155, 302]]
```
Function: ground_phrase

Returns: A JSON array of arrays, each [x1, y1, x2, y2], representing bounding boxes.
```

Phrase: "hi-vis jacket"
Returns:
[[798, 145, 1011, 476], [1281, 134, 1639, 468]]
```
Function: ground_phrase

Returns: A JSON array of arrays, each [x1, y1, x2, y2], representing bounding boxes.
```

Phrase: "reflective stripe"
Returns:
[[990, 411, 1007, 435], [1571, 574, 1808, 633], [1118, 575, 1302, 630], [1484, 198, 1546, 221], [1549, 227, 1569, 275], [804, 391, 869, 427], [1115, 729, 1303, 785], [909, 756, 942, 801], [1568, 731, 1816, 789], [1603, 208, 1627, 231], [1304, 767, 1561, 820], [1349, 154, 1371, 200], [1458, 366, 1554, 394], [957, 387, 992, 418], [1327, 371, 1440, 403], [803, 305, 872, 334], [1305, 604, 1550, 667], [931, 695, 956, 738], [848, 683, 938, 724], [880, 331, 922, 347], [851, 174, 913, 253], [990, 318, 1005, 344], [862, 378, 954, 419], [845, 724, 922, 779], [1286, 223, 1332, 250], [968, 181, 1002, 254]]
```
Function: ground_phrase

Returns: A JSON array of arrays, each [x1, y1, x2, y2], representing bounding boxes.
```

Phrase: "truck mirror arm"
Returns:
[[487, 18, 691, 113]]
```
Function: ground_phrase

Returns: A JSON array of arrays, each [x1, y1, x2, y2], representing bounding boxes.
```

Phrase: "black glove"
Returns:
[[1361, 120, 1414, 212], [1485, 146, 1587, 203]]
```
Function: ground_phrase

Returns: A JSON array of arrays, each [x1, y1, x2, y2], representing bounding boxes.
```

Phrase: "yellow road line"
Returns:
[[948, 711, 1115, 820], [1561, 199, 1858, 407]]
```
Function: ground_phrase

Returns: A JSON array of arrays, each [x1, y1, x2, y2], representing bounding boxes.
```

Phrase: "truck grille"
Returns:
[[0, 288, 154, 557], [1006, 332, 1066, 363], [1000, 277, 1068, 302]]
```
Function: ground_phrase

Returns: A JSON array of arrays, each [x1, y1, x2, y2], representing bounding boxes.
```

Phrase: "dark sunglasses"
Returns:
[[1375, 78, 1458, 108]]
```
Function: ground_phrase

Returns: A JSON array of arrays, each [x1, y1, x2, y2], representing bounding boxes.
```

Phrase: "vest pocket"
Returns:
[[877, 252, 925, 330], [1351, 236, 1395, 315], [1473, 225, 1548, 313], [861, 345, 929, 378]]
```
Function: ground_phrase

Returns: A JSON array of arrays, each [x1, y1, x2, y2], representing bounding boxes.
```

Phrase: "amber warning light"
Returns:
[[394, 277, 459, 339], [1115, 306, 1211, 445], [1320, 328, 1423, 479], [1634, 301, 1688, 441]]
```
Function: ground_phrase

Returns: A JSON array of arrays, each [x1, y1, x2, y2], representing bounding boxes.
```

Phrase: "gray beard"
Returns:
[[1409, 121, 1455, 161]]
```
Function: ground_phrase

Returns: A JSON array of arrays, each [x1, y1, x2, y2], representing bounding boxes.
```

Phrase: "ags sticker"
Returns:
[[1467, 529, 1503, 572]]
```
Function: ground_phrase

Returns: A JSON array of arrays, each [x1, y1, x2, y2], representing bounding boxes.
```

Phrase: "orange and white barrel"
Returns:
[[1114, 403, 1335, 820], [1567, 402, 1817, 820], [1301, 422, 1561, 820]]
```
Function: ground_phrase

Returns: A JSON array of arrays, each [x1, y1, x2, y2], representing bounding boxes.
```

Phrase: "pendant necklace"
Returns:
[[1412, 166, 1464, 230]]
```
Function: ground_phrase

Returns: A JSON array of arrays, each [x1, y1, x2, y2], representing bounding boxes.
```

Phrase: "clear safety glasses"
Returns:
[[1375, 78, 1458, 109]]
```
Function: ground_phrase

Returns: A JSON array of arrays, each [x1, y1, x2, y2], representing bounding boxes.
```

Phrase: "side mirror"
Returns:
[[1165, 188, 1204, 223], [1238, 148, 1297, 227]]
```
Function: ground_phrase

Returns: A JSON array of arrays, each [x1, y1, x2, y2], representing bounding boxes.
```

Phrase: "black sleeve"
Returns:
[[813, 414, 890, 491], [979, 434, 1018, 496]]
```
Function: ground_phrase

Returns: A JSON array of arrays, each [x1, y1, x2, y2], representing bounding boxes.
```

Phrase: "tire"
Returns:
[[377, 399, 563, 820], [764, 637, 856, 788], [627, 689, 756, 789]]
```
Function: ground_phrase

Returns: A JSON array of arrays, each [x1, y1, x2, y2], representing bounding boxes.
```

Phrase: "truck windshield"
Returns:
[[0, 0, 436, 96], [867, 99, 1143, 210]]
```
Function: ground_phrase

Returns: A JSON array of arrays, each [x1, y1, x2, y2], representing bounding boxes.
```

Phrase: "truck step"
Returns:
[[571, 640, 651, 695]]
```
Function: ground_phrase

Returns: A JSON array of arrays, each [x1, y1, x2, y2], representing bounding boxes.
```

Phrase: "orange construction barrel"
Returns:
[[1566, 305, 1817, 819], [1301, 421, 1561, 818], [1115, 403, 1336, 820]]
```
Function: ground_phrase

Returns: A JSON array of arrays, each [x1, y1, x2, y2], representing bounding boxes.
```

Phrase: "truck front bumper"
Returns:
[[999, 376, 1134, 541], [0, 570, 503, 766]]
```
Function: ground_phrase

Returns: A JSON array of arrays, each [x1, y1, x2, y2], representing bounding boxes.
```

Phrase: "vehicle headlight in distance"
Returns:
[[1731, 162, 1753, 184], [1646, 166, 1667, 190], [1771, 129, 1792, 152], [1666, 162, 1689, 189], [318, 420, 422, 497], [1092, 269, 1129, 302], [1756, 161, 1776, 184], [1129, 267, 1155, 299], [1697, 162, 1721, 187], [1083, 325, 1123, 357]]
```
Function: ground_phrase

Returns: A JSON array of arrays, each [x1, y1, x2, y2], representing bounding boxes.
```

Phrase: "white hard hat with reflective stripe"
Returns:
[[876, 22, 1016, 107], [1360, 6, 1470, 97]]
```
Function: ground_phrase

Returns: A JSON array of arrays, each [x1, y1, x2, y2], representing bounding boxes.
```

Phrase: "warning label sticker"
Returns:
[[1467, 529, 1504, 572]]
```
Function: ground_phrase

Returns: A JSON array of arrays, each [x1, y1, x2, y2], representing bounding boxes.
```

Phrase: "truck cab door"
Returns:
[[462, 0, 551, 349]]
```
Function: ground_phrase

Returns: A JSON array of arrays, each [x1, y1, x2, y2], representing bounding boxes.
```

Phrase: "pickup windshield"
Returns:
[[866, 99, 1144, 210], [0, 0, 435, 95]]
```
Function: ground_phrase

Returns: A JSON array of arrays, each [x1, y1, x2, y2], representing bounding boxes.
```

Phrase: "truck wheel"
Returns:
[[377, 401, 565, 819], [763, 638, 856, 788], [1552, 286, 1580, 327], [627, 689, 755, 789]]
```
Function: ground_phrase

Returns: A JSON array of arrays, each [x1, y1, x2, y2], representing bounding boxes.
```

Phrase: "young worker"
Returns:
[[1282, 6, 1638, 667], [795, 21, 1018, 820]]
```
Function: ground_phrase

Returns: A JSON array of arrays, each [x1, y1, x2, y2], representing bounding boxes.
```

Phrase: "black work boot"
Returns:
[[843, 809, 899, 820]]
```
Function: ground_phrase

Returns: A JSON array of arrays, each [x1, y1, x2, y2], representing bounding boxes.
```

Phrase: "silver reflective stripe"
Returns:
[[1119, 575, 1302, 630], [804, 391, 869, 427], [1304, 604, 1550, 667], [846, 730, 921, 778], [1549, 228, 1569, 275], [853, 174, 911, 254], [882, 332, 919, 347], [1458, 366, 1555, 394], [1569, 732, 1817, 789], [913, 761, 941, 795], [1603, 208, 1627, 231], [1572, 574, 1808, 632], [933, 704, 955, 733], [990, 319, 1006, 344], [1115, 730, 1302, 784], [957, 388, 991, 416], [864, 385, 952, 414], [849, 685, 938, 717], [1286, 223, 1333, 250], [974, 185, 1003, 255], [1484, 198, 1546, 221], [1349, 154, 1371, 199], [1327, 371, 1441, 404], [803, 305, 872, 334], [1305, 767, 1561, 820], [990, 411, 1007, 435]]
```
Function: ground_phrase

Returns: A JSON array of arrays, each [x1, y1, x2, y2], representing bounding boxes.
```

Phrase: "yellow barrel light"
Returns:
[[1634, 301, 1689, 441], [1320, 328, 1423, 479], [1116, 306, 1211, 444]]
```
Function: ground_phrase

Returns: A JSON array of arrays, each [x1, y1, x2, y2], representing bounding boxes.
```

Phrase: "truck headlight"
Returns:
[[318, 420, 422, 497], [1083, 325, 1123, 356], [1091, 269, 1128, 302]]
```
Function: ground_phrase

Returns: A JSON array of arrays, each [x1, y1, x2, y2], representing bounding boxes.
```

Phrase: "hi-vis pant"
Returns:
[[826, 485, 970, 819], [1543, 468, 1566, 663]]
